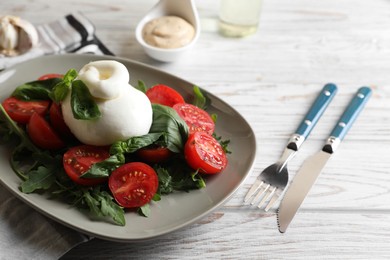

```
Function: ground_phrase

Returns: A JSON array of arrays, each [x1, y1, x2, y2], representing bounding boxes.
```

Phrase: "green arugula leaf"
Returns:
[[20, 166, 57, 193], [155, 162, 206, 194], [71, 80, 101, 120], [83, 187, 125, 226], [212, 133, 232, 154]]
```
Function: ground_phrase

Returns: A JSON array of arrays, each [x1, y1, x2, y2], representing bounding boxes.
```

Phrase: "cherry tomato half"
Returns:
[[63, 145, 110, 186], [108, 162, 159, 208], [173, 103, 215, 135], [27, 112, 65, 150], [136, 145, 172, 164], [146, 84, 185, 107], [184, 132, 227, 174], [2, 97, 51, 124], [49, 102, 75, 140], [38, 73, 63, 81]]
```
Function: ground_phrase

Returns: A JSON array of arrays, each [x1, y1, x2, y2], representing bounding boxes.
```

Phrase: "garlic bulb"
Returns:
[[0, 15, 39, 56]]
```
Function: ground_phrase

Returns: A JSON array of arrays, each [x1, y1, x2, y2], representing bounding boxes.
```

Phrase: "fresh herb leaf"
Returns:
[[82, 133, 163, 178], [50, 69, 78, 103], [192, 85, 210, 110], [138, 204, 151, 217], [50, 81, 70, 103], [211, 113, 217, 123], [11, 78, 62, 101], [82, 187, 125, 226], [155, 161, 206, 194], [81, 154, 123, 178], [136, 80, 148, 93], [71, 80, 101, 120], [62, 68, 78, 83], [20, 166, 57, 193], [212, 133, 231, 154], [149, 104, 189, 153], [191, 170, 206, 189], [110, 133, 163, 155]]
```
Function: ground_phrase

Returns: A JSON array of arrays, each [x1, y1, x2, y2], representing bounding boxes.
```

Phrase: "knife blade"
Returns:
[[277, 86, 372, 233]]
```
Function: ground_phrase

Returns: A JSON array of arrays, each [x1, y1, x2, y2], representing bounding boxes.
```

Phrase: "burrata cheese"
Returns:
[[61, 60, 153, 146]]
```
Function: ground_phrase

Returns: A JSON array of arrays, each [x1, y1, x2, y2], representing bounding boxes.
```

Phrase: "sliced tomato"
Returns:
[[173, 103, 215, 135], [63, 145, 110, 186], [27, 112, 65, 150], [49, 102, 75, 140], [2, 97, 50, 124], [146, 84, 185, 107], [108, 162, 158, 208], [184, 132, 227, 174], [136, 145, 172, 163], [38, 73, 63, 80]]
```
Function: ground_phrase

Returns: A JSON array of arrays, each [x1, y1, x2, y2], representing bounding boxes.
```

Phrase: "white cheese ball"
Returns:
[[61, 60, 153, 146]]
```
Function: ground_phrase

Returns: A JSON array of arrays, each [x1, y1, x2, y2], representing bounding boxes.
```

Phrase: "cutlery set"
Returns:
[[244, 84, 372, 233]]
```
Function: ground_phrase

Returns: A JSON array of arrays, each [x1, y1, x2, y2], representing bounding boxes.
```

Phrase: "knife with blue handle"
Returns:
[[277, 86, 372, 233]]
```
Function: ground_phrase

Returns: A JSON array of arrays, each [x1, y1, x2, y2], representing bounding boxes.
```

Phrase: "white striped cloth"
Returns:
[[0, 13, 113, 70], [0, 13, 113, 259]]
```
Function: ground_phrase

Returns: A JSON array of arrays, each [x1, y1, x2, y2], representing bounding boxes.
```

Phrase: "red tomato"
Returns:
[[38, 74, 63, 80], [146, 84, 185, 107], [173, 103, 215, 135], [27, 112, 65, 150], [49, 102, 75, 140], [63, 145, 110, 186], [184, 132, 227, 174], [108, 162, 159, 208], [136, 145, 172, 163], [2, 97, 50, 124]]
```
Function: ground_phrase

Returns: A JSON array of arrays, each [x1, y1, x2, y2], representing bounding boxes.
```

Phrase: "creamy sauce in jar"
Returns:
[[142, 16, 195, 49]]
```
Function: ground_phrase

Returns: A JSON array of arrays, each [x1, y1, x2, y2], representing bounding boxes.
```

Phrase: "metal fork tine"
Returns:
[[244, 178, 263, 203], [264, 188, 281, 211], [251, 183, 269, 205], [257, 186, 276, 208]]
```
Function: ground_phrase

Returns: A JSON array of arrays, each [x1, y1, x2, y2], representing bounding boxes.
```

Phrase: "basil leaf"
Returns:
[[49, 69, 78, 103], [12, 78, 62, 101], [63, 68, 78, 83], [81, 154, 122, 178], [135, 80, 148, 93], [82, 133, 163, 178], [50, 81, 71, 103], [71, 80, 101, 120], [110, 133, 163, 155], [149, 104, 189, 153]]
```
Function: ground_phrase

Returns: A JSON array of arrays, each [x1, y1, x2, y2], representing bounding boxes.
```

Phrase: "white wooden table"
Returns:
[[3, 0, 390, 258]]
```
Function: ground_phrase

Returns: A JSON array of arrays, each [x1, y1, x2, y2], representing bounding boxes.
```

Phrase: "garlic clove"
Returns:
[[0, 15, 39, 56]]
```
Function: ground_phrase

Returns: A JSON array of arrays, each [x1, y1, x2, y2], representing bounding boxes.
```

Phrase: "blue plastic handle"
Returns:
[[330, 86, 372, 140], [295, 83, 338, 138]]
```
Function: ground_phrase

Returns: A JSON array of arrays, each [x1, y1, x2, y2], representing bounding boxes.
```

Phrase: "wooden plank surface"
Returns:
[[2, 0, 390, 259]]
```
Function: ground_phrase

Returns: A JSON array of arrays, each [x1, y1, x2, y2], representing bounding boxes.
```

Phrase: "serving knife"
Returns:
[[277, 86, 372, 233]]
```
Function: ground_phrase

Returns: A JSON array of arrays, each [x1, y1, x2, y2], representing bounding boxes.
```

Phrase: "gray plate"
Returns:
[[0, 54, 256, 242]]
